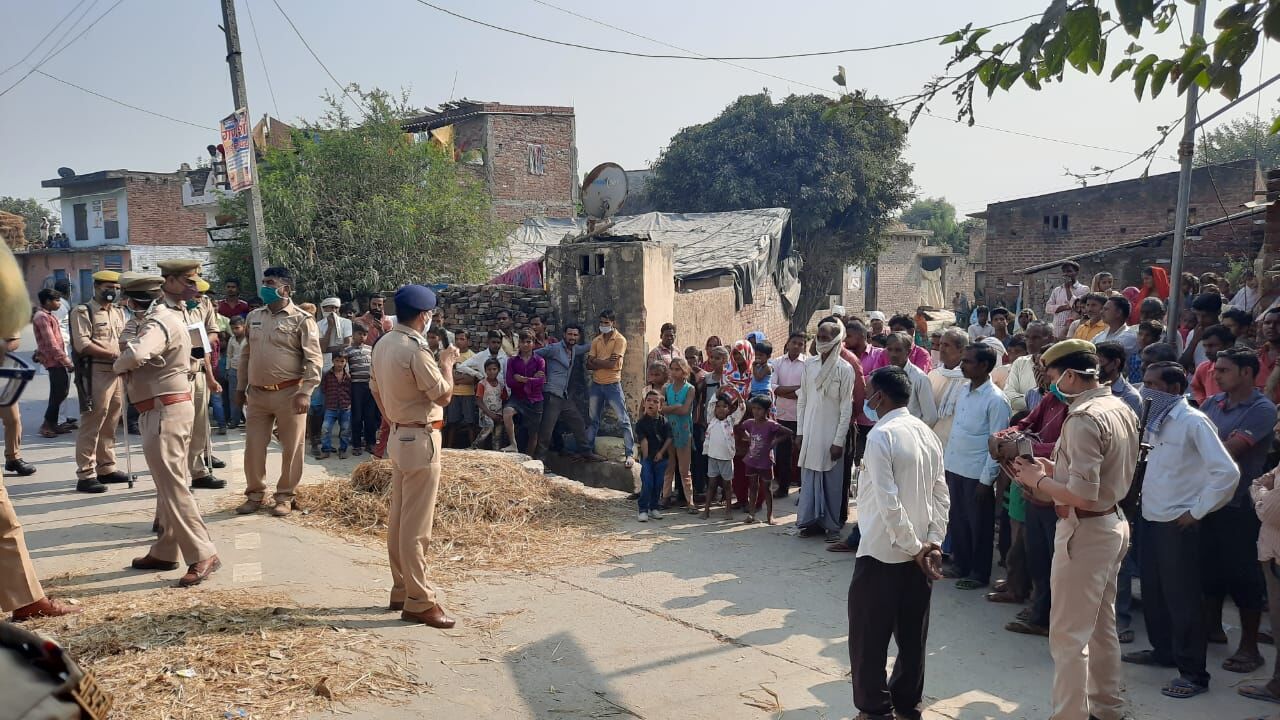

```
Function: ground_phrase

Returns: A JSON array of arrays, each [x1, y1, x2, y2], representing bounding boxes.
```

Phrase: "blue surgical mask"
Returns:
[[185, 300, 199, 310], [1048, 382, 1068, 403], [862, 400, 879, 423], [260, 286, 282, 305]]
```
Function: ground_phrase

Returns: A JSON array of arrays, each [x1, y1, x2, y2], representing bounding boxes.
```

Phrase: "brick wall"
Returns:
[[983, 160, 1262, 306], [488, 113, 575, 223], [434, 284, 557, 337], [124, 175, 208, 247], [673, 271, 791, 350]]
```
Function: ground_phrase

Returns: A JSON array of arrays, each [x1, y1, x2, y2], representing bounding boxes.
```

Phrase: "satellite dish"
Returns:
[[582, 163, 628, 220], [57, 167, 76, 179]]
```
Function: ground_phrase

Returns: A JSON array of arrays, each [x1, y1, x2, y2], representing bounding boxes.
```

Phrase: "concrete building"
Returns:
[[841, 224, 974, 318], [402, 101, 578, 224], [972, 159, 1264, 312], [23, 168, 211, 301]]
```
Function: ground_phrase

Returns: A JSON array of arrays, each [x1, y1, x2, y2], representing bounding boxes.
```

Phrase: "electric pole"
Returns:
[[220, 0, 266, 286], [1164, 0, 1208, 343]]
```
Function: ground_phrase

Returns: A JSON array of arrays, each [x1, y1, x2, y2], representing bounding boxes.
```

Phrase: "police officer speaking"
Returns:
[[69, 270, 126, 494], [114, 264, 221, 587], [371, 284, 458, 629]]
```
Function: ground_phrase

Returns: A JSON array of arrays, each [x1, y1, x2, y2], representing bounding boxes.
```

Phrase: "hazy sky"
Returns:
[[2, 0, 1276, 218]]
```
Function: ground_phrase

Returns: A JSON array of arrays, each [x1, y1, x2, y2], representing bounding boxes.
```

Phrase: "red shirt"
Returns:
[[1191, 359, 1221, 405], [33, 308, 69, 369], [359, 312, 393, 346], [321, 368, 353, 410], [840, 347, 869, 428], [217, 298, 250, 319], [1013, 392, 1068, 457]]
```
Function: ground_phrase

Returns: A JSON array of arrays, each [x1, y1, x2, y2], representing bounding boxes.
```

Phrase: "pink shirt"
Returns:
[[770, 354, 807, 422], [33, 308, 70, 369]]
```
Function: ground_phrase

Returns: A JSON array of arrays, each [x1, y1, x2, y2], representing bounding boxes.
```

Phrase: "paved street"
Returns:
[[5, 333, 1275, 720]]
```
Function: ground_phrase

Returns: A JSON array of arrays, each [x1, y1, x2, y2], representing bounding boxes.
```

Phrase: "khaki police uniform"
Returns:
[[237, 300, 322, 504], [70, 297, 125, 481], [1047, 384, 1138, 720], [371, 324, 450, 613], [1, 335, 20, 465], [187, 294, 220, 482], [113, 292, 217, 566]]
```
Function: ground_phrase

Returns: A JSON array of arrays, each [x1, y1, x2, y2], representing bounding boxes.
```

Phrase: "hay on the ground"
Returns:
[[26, 586, 425, 719], [294, 450, 633, 579]]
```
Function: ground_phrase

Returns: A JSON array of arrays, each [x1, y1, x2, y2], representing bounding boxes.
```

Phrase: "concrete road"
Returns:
[[5, 338, 1275, 719]]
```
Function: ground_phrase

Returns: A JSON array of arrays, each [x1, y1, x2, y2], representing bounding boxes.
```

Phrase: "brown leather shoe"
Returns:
[[178, 556, 221, 587], [400, 605, 455, 629], [11, 597, 82, 622], [389, 600, 404, 611], [235, 499, 267, 515], [270, 501, 292, 517], [131, 554, 180, 571]]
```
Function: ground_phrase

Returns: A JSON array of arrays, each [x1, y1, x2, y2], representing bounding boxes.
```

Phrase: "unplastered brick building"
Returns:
[[402, 100, 578, 224]]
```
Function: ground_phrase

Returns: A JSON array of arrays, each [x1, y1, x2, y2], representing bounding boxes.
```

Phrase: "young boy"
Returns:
[[347, 323, 377, 456], [445, 329, 477, 449], [738, 396, 791, 524], [702, 392, 744, 519], [473, 358, 508, 450], [1129, 320, 1165, 385], [225, 317, 247, 430], [749, 358, 773, 401], [635, 391, 672, 522], [503, 329, 546, 455], [319, 352, 353, 459]]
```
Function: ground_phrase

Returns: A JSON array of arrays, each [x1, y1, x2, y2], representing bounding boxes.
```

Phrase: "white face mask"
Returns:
[[424, 316, 432, 333], [599, 325, 613, 334]]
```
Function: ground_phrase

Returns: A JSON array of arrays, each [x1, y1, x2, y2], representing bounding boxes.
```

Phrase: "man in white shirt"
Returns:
[[796, 320, 854, 541], [847, 366, 948, 720], [1046, 261, 1089, 340], [456, 330, 509, 388], [967, 305, 995, 341], [1003, 321, 1052, 413], [1121, 361, 1238, 698], [1092, 296, 1139, 357], [316, 297, 353, 373], [928, 328, 970, 445], [884, 332, 937, 426], [770, 332, 807, 496]]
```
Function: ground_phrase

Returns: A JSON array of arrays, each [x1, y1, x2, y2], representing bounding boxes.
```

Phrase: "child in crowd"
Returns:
[[503, 330, 546, 455], [445, 329, 477, 449], [749, 358, 773, 403], [635, 391, 672, 522], [225, 317, 247, 430], [318, 352, 353, 459], [684, 345, 709, 499], [737, 396, 791, 524], [473, 358, 507, 450], [426, 326, 446, 357], [347, 323, 376, 456], [661, 358, 696, 512], [702, 392, 744, 519], [1130, 320, 1165, 385], [646, 361, 670, 397]]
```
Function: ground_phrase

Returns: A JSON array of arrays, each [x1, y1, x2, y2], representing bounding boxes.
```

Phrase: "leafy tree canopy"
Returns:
[[900, 197, 976, 254], [213, 86, 504, 300], [645, 92, 913, 332], [0, 197, 54, 244], [1195, 110, 1280, 168]]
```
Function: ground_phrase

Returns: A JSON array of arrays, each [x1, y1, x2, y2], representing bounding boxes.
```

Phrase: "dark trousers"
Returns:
[[690, 422, 707, 497], [1142, 519, 1209, 687], [1201, 505, 1267, 611], [775, 419, 798, 491], [1117, 515, 1143, 631], [538, 392, 589, 451], [1024, 501, 1058, 626], [848, 555, 932, 717], [945, 471, 995, 584], [1005, 520, 1032, 600], [44, 366, 69, 428], [350, 382, 380, 449]]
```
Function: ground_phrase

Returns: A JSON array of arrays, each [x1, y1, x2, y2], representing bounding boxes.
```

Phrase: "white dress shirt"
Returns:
[[1002, 354, 1036, 414], [1093, 324, 1139, 357], [901, 361, 938, 426], [795, 354, 854, 472], [856, 407, 950, 564], [1046, 281, 1089, 338], [770, 354, 807, 422], [1141, 399, 1240, 522], [968, 323, 995, 341], [316, 313, 353, 373]]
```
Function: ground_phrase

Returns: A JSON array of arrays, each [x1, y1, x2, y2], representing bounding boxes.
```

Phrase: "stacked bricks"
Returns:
[[436, 284, 557, 336]]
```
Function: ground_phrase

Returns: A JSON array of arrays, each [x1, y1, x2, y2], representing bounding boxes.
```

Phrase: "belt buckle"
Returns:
[[261, 383, 279, 391]]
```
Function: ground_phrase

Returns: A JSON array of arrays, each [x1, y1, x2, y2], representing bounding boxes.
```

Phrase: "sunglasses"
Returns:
[[0, 354, 36, 407]]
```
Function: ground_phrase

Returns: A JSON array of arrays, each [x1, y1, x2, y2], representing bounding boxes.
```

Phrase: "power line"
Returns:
[[0, 0, 90, 77], [269, 0, 369, 117], [0, 0, 126, 100], [245, 0, 281, 119], [921, 110, 1178, 159], [34, 0, 102, 68], [35, 69, 215, 130]]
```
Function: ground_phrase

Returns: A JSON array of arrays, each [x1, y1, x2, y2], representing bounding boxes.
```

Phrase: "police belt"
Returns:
[[252, 378, 303, 392], [1055, 505, 1118, 520], [392, 420, 444, 431], [133, 392, 192, 413]]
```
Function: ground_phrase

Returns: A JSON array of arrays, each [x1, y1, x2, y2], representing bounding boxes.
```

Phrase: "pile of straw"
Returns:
[[294, 450, 633, 579], [26, 587, 425, 719]]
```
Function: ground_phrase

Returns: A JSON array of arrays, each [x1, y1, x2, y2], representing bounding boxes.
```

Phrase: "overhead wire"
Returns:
[[245, 0, 281, 119], [270, 0, 370, 117], [0, 0, 125, 99], [34, 69, 215, 130], [0, 0, 90, 77]]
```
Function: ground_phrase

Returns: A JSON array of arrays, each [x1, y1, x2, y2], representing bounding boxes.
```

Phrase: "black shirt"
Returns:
[[635, 414, 672, 460]]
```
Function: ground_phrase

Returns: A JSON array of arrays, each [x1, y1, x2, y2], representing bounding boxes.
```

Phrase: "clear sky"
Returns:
[[1, 0, 1275, 218]]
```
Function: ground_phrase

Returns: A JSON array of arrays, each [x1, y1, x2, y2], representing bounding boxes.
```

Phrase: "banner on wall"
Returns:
[[220, 108, 253, 191]]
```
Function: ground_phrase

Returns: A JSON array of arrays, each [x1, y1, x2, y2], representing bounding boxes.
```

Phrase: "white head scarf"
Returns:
[[814, 321, 848, 400]]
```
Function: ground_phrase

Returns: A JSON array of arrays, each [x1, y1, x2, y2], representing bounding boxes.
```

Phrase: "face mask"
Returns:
[[599, 325, 613, 334], [99, 289, 117, 304], [424, 317, 432, 333], [260, 286, 282, 304], [862, 396, 880, 423], [1048, 382, 1068, 403], [185, 300, 199, 310]]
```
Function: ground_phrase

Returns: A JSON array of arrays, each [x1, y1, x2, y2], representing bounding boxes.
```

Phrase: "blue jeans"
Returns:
[[225, 369, 244, 427], [210, 386, 225, 428], [586, 382, 635, 458], [639, 458, 666, 513], [321, 408, 352, 451]]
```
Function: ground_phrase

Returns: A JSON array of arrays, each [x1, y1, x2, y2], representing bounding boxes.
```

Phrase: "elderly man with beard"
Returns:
[[796, 319, 855, 542]]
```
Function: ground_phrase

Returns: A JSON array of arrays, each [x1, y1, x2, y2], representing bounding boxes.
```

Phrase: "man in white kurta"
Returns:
[[796, 320, 854, 540]]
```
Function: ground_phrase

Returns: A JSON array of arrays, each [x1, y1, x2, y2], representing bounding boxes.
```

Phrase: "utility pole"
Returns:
[[220, 0, 266, 286], [1164, 0, 1208, 344]]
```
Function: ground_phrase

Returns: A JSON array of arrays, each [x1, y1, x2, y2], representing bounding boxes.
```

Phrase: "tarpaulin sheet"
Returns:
[[502, 208, 794, 310]]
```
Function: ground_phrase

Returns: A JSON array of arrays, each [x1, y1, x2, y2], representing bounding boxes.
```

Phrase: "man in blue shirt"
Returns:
[[1095, 341, 1141, 417], [943, 342, 1012, 590], [535, 324, 602, 463], [1201, 347, 1277, 677]]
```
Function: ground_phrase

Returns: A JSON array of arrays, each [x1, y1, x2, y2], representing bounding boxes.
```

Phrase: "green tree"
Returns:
[[645, 92, 913, 333], [212, 86, 505, 300], [1195, 111, 1280, 168], [0, 197, 54, 244], [901, 197, 970, 254]]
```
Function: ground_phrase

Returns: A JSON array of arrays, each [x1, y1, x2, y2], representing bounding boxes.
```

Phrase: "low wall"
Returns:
[[672, 271, 792, 353], [434, 284, 557, 337]]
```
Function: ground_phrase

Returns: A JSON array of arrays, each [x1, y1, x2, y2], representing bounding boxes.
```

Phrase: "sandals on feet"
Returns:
[[826, 541, 856, 553], [955, 578, 987, 590], [1118, 628, 1135, 644], [1223, 653, 1266, 674], [1161, 677, 1208, 699], [1238, 683, 1280, 704]]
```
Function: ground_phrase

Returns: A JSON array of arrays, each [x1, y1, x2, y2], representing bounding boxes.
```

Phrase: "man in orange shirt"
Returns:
[[585, 309, 635, 466]]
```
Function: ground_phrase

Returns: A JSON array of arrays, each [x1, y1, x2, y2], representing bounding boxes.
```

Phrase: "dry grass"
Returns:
[[25, 586, 426, 719], [291, 450, 636, 580]]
